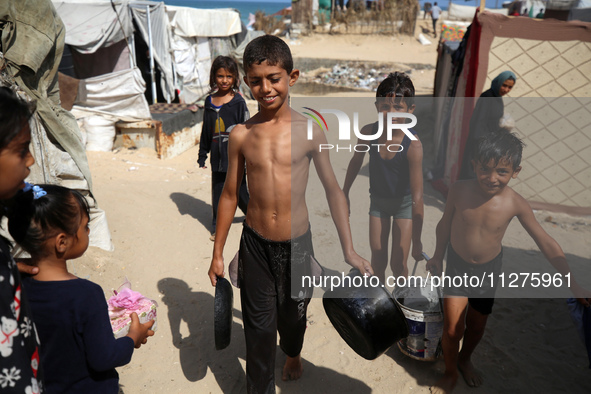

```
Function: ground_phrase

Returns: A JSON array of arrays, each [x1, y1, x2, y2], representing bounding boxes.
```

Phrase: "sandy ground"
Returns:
[[71, 22, 591, 394], [287, 21, 438, 96]]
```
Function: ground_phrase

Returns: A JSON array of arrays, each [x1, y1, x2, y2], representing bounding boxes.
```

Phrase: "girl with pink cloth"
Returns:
[[8, 184, 154, 393]]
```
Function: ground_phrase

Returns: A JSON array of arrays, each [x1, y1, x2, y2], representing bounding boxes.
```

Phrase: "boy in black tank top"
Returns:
[[343, 72, 425, 284]]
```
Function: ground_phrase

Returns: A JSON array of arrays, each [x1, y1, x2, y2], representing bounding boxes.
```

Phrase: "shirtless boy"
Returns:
[[427, 129, 590, 393], [207, 35, 372, 394]]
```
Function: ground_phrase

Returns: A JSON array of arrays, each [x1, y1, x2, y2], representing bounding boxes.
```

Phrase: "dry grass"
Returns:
[[253, 10, 287, 34], [329, 0, 420, 35], [254, 0, 420, 37]]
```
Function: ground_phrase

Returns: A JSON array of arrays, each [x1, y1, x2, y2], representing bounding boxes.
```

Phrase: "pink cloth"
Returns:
[[108, 288, 147, 314], [107, 279, 158, 338]]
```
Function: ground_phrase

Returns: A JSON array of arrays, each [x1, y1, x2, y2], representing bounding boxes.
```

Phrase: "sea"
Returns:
[[162, 0, 509, 27]]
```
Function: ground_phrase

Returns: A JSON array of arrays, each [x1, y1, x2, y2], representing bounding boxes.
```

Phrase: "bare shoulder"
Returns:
[[409, 132, 422, 146], [291, 110, 310, 138], [291, 108, 307, 123], [291, 108, 312, 128], [238, 112, 271, 137], [228, 122, 249, 141], [407, 134, 423, 155], [243, 111, 264, 127], [506, 186, 531, 214], [360, 123, 375, 136], [291, 110, 323, 145]]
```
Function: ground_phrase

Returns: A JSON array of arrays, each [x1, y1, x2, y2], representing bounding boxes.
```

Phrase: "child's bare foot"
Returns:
[[429, 371, 458, 394], [458, 358, 482, 387], [282, 354, 303, 381]]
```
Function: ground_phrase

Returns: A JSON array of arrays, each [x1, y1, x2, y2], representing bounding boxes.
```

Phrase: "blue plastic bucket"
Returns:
[[393, 278, 443, 361]]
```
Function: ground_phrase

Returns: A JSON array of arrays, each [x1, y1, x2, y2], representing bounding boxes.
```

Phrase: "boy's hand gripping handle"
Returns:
[[411, 252, 431, 276]]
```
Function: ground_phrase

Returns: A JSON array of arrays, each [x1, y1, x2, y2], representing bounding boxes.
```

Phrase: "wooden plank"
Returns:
[[115, 120, 202, 159], [156, 121, 202, 159]]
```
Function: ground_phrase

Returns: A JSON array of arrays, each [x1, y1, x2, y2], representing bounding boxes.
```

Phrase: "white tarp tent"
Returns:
[[570, 0, 591, 20], [75, 68, 151, 119], [448, 3, 508, 20], [52, 0, 183, 154], [167, 7, 241, 37], [53, 0, 175, 105], [54, 1, 246, 106], [52, 0, 134, 53], [166, 5, 242, 103]]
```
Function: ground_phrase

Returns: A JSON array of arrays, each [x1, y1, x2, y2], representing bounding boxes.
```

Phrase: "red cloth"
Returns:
[[454, 9, 482, 184]]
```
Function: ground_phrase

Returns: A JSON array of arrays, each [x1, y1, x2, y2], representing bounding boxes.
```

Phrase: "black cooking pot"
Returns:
[[322, 268, 409, 360]]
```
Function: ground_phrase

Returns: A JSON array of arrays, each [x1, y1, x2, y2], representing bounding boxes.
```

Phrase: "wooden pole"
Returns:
[[331, 0, 335, 21], [480, 0, 486, 13], [293, 0, 300, 23]]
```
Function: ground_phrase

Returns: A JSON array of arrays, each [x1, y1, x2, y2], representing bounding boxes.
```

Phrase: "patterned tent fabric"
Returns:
[[434, 11, 591, 212]]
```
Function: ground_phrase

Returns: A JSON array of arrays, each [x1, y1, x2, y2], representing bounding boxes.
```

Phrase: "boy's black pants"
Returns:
[[238, 224, 314, 394]]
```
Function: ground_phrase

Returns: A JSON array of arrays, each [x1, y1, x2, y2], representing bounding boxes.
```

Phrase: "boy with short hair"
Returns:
[[343, 71, 424, 283], [427, 129, 590, 393], [207, 35, 372, 394]]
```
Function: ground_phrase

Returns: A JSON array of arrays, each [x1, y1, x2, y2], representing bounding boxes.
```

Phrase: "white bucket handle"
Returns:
[[411, 252, 431, 276]]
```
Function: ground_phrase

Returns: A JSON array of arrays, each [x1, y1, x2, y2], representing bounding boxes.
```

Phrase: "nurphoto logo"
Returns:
[[303, 107, 418, 152]]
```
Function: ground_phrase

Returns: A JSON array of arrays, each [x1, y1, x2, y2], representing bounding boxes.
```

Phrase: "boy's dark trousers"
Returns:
[[239, 224, 314, 394], [212, 171, 249, 232]]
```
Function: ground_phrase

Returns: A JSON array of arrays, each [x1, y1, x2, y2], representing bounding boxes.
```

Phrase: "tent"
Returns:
[[52, 0, 174, 111], [50, 0, 251, 153], [447, 3, 508, 20], [53, 1, 250, 108], [165, 5, 242, 103], [0, 0, 113, 250], [432, 10, 591, 214], [570, 0, 591, 21]]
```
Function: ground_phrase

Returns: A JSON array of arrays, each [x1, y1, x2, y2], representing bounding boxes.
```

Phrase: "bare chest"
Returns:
[[242, 131, 292, 172], [457, 199, 514, 233]]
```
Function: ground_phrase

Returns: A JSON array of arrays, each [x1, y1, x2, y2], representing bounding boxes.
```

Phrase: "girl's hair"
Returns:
[[376, 72, 415, 106], [0, 88, 36, 246], [0, 87, 36, 151], [209, 56, 240, 93], [8, 184, 90, 257]]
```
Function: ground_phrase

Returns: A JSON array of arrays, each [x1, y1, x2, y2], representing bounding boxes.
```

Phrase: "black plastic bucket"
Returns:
[[322, 269, 409, 360]]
